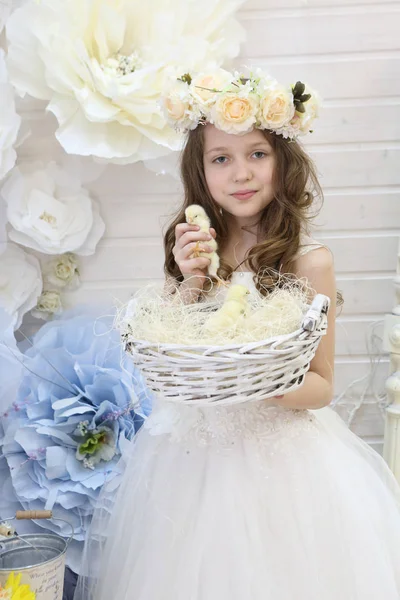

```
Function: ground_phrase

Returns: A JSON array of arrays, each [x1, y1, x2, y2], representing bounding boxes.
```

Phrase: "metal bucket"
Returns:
[[0, 512, 72, 600]]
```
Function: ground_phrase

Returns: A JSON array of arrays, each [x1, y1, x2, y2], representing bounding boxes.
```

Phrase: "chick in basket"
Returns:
[[203, 284, 250, 334]]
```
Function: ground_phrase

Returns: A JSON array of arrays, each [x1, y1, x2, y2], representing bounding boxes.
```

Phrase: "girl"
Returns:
[[75, 70, 400, 600]]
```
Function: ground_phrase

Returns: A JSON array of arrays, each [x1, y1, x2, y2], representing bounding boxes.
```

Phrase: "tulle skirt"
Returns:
[[74, 399, 400, 600]]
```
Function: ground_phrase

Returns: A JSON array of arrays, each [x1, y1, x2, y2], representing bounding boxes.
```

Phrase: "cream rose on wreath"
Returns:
[[276, 83, 320, 139], [258, 85, 295, 130], [0, 243, 42, 329], [190, 69, 233, 106], [160, 78, 197, 132], [210, 92, 258, 135], [6, 0, 245, 164], [297, 86, 320, 134], [2, 161, 105, 255]]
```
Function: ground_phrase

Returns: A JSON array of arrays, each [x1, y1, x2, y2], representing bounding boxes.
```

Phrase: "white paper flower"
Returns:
[[31, 290, 62, 320], [42, 252, 80, 289], [0, 197, 7, 255], [6, 0, 245, 164], [2, 161, 105, 255], [0, 243, 42, 329], [0, 0, 11, 35], [0, 48, 21, 181]]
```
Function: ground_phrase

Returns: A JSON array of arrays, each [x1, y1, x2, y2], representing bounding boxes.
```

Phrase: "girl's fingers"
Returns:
[[175, 223, 200, 243], [180, 257, 211, 273], [176, 243, 213, 263], [176, 231, 212, 252], [209, 228, 217, 238]]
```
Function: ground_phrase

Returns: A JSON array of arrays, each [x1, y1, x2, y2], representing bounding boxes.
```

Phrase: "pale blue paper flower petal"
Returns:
[[0, 307, 153, 573]]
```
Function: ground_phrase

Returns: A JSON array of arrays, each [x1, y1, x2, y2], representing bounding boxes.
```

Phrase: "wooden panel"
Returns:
[[348, 400, 386, 438], [335, 319, 385, 357], [100, 196, 179, 239], [309, 148, 400, 188], [337, 277, 394, 315], [62, 280, 164, 308], [316, 235, 399, 273], [243, 0, 400, 8], [310, 103, 400, 145], [89, 163, 182, 196], [233, 56, 400, 101], [317, 193, 400, 232], [239, 7, 400, 57], [334, 358, 388, 391], [81, 240, 164, 281]]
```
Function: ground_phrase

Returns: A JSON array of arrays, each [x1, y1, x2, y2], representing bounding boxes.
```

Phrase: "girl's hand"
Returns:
[[173, 223, 216, 280]]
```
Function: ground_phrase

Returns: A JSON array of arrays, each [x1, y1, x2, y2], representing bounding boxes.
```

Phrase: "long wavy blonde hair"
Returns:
[[164, 125, 339, 301]]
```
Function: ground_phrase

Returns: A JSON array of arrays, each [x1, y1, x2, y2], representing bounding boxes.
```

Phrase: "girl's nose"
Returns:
[[233, 160, 253, 183]]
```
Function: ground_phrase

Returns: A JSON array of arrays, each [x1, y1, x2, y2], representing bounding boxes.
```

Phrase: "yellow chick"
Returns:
[[185, 204, 220, 278], [204, 284, 250, 334]]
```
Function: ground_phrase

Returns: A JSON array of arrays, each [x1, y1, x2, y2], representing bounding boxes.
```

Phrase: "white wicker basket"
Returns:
[[122, 293, 330, 407]]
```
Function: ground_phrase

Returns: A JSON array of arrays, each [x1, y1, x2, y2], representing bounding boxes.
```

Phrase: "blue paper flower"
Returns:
[[0, 307, 152, 573]]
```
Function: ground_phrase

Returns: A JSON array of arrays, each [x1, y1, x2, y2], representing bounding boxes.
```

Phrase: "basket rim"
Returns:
[[123, 293, 329, 355], [124, 323, 315, 354]]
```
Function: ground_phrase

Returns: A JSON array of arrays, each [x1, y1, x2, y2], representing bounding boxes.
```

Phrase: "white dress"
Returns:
[[75, 242, 400, 600]]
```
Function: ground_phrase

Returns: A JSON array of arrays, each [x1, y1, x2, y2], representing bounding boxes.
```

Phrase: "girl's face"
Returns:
[[203, 125, 276, 225]]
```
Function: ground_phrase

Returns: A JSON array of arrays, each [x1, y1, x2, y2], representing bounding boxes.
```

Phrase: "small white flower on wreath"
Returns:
[[160, 67, 321, 139], [1, 161, 105, 255], [0, 243, 42, 329], [0, 48, 21, 181], [6, 0, 245, 164]]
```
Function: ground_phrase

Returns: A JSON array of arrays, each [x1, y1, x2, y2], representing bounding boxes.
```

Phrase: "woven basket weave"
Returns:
[[122, 293, 330, 407]]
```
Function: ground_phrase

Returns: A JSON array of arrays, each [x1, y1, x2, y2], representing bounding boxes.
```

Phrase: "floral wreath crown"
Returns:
[[160, 67, 320, 140]]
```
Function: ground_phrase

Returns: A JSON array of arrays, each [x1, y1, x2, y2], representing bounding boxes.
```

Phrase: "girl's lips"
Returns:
[[231, 190, 257, 200]]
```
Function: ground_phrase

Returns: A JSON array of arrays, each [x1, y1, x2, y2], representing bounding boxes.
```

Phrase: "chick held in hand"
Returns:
[[185, 204, 220, 278], [204, 284, 250, 334]]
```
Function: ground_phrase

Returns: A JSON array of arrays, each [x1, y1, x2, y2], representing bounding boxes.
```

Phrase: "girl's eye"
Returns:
[[252, 151, 266, 159], [213, 156, 228, 164]]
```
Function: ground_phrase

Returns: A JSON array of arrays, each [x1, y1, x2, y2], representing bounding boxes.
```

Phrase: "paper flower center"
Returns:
[[39, 211, 57, 226], [102, 51, 143, 77]]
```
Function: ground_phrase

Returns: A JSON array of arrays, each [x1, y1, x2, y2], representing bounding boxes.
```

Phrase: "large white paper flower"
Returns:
[[0, 243, 42, 329], [0, 198, 7, 255], [6, 0, 245, 164], [0, 0, 12, 34], [0, 48, 21, 181], [2, 161, 105, 255]]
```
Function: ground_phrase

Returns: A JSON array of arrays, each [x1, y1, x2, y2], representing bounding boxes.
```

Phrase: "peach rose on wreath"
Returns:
[[258, 86, 295, 130], [210, 92, 258, 134]]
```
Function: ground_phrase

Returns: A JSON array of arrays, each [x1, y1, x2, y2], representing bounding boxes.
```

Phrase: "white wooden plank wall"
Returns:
[[14, 0, 400, 452]]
